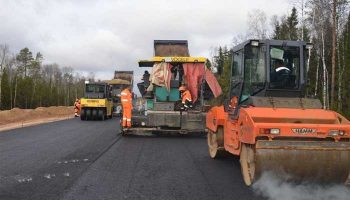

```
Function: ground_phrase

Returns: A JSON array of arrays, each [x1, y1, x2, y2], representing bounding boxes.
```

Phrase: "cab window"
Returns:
[[230, 50, 243, 98], [232, 50, 243, 78], [240, 45, 265, 103], [86, 85, 105, 93], [269, 46, 300, 89]]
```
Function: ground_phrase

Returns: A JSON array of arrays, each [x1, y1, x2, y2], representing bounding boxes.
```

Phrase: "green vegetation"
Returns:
[[0, 46, 87, 110], [211, 1, 350, 118]]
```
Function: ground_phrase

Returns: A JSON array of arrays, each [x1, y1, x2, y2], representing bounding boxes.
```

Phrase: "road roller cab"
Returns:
[[80, 81, 113, 120], [206, 39, 350, 186]]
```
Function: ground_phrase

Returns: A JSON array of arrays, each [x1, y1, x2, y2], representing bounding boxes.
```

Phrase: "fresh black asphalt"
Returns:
[[0, 118, 262, 200]]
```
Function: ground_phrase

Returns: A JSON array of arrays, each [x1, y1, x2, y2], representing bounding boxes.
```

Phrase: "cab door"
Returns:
[[224, 49, 244, 154], [229, 50, 243, 102], [239, 44, 266, 104]]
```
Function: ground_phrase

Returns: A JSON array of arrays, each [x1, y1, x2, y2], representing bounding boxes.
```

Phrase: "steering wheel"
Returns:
[[273, 68, 291, 88]]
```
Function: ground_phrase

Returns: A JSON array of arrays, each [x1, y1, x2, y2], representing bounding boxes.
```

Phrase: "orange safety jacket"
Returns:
[[121, 88, 132, 108], [181, 90, 192, 104], [74, 101, 80, 110]]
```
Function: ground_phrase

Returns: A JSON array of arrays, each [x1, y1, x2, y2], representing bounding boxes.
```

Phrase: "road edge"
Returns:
[[0, 116, 75, 132]]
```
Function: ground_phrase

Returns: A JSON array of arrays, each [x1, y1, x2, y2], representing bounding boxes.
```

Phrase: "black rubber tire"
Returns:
[[86, 109, 91, 120], [92, 109, 97, 120], [80, 108, 86, 120], [98, 109, 105, 120]]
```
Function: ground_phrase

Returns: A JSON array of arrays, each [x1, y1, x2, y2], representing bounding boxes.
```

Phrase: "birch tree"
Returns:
[[330, 0, 337, 108], [247, 9, 268, 39]]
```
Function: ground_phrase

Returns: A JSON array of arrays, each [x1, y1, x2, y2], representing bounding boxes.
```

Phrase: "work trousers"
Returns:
[[122, 105, 132, 127], [74, 107, 80, 116]]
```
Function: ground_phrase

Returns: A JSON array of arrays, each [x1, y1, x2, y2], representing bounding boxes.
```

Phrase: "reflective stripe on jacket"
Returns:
[[181, 90, 192, 104], [121, 88, 132, 107]]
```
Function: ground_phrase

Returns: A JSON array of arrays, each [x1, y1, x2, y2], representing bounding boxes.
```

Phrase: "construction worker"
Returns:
[[74, 98, 80, 117], [229, 96, 238, 110], [271, 59, 291, 82], [121, 86, 133, 128], [270, 59, 293, 89], [179, 85, 193, 110]]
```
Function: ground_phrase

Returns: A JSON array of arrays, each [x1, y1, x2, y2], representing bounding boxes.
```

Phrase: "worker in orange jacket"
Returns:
[[121, 86, 133, 128], [74, 98, 80, 117], [179, 85, 193, 110]]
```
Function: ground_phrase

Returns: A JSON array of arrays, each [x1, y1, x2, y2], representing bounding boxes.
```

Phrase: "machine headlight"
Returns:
[[270, 128, 280, 135], [328, 130, 346, 136], [306, 43, 313, 50], [250, 40, 259, 47], [339, 130, 345, 136], [260, 128, 280, 135]]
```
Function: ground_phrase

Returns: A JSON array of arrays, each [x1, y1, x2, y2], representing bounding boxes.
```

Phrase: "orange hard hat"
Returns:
[[179, 86, 186, 91]]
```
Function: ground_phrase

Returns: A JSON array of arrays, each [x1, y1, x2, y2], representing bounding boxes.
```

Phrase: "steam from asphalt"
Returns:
[[253, 172, 350, 200]]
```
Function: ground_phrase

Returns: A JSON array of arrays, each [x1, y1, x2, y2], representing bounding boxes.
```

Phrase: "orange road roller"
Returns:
[[206, 39, 350, 186]]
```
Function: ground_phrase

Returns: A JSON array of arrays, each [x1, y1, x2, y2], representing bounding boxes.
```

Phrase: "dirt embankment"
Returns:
[[0, 106, 74, 131]]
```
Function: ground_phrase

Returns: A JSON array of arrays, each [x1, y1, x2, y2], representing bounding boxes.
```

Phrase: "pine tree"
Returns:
[[273, 21, 281, 39], [272, 7, 300, 40], [16, 48, 33, 77], [0, 69, 11, 109], [214, 47, 225, 75], [287, 7, 299, 40]]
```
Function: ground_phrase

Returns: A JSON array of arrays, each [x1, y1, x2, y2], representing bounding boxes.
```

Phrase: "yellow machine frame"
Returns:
[[80, 98, 113, 116], [139, 56, 207, 67]]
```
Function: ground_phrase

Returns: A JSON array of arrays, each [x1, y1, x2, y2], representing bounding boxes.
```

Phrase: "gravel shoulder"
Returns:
[[0, 107, 74, 132]]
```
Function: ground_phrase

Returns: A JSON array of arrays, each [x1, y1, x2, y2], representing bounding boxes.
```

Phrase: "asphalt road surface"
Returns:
[[0, 118, 263, 200]]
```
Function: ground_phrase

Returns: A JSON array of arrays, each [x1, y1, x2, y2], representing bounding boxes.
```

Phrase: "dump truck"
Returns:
[[121, 40, 222, 135], [105, 71, 134, 116], [206, 39, 350, 186], [80, 81, 113, 120]]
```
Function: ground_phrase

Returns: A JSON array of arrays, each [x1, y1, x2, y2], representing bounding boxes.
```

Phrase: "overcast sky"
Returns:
[[0, 0, 291, 81]]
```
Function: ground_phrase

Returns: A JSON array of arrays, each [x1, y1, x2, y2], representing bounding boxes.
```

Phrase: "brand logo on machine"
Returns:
[[292, 128, 316, 134], [87, 100, 99, 103]]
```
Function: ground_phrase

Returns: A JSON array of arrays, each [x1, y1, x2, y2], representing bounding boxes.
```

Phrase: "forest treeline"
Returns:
[[0, 46, 88, 110], [1, 0, 349, 119], [212, 0, 350, 118]]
